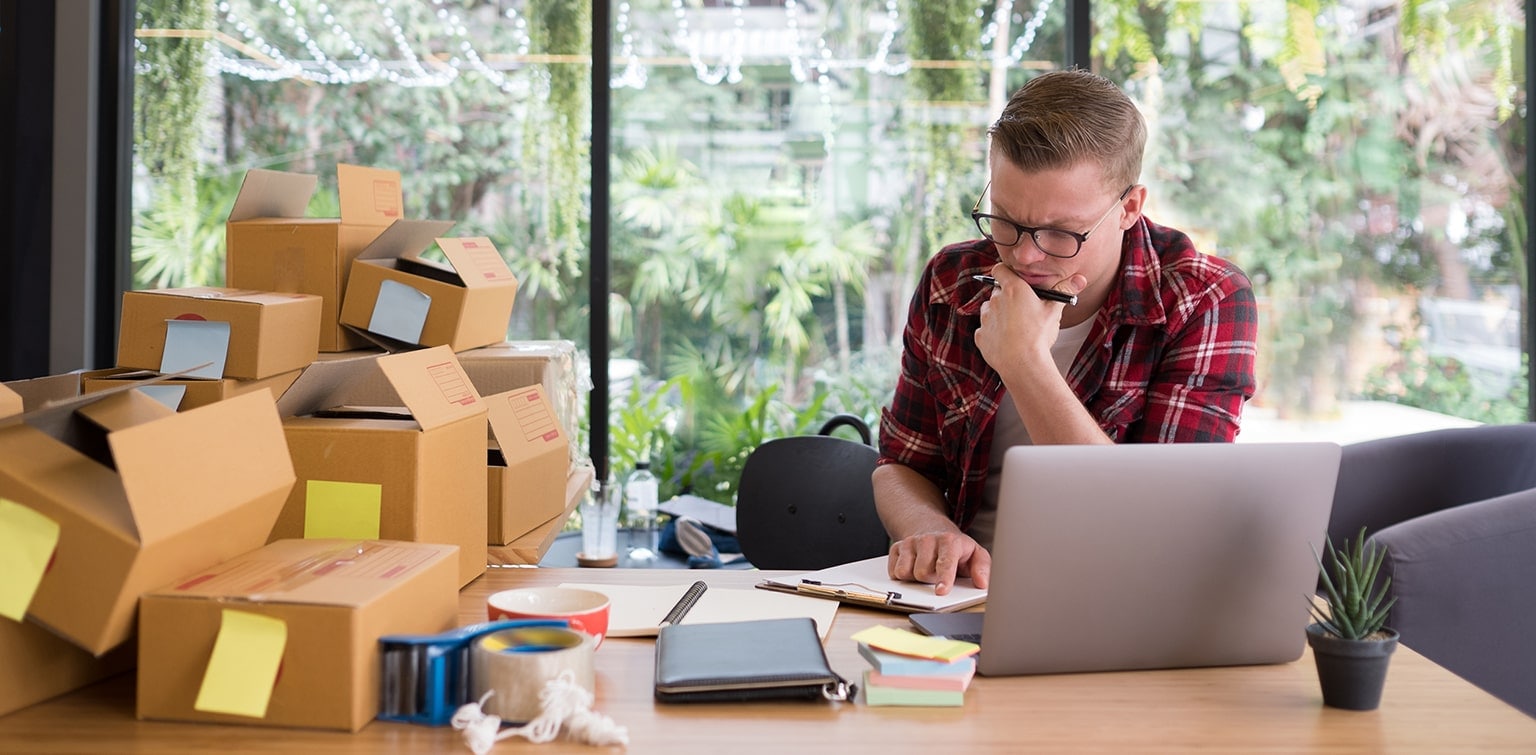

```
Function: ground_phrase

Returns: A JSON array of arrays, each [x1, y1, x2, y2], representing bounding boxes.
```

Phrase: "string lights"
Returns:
[[178, 1, 1056, 91]]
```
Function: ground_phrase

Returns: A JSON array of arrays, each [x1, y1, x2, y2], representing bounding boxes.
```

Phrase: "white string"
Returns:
[[450, 670, 629, 753]]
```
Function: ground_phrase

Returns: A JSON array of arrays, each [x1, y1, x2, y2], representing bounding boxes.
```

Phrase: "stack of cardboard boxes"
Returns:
[[0, 164, 592, 729]]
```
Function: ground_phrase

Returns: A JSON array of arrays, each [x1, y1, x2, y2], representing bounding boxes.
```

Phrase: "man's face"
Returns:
[[981, 159, 1142, 313]]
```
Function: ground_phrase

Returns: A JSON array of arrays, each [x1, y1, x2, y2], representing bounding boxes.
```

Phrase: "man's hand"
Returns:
[[886, 531, 992, 596]]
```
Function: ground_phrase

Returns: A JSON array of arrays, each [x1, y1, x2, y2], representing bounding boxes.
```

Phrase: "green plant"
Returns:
[[1309, 528, 1399, 640]]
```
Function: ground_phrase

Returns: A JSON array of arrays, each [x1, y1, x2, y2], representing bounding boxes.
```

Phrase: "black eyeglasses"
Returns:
[[971, 182, 1134, 259]]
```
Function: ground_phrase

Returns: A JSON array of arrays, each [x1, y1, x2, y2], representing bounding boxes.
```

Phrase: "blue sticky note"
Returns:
[[161, 319, 231, 379], [368, 280, 430, 345]]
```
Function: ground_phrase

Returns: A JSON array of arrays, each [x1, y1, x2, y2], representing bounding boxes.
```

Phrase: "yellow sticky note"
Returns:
[[194, 609, 287, 718], [851, 624, 979, 662], [0, 498, 60, 622], [304, 480, 382, 539]]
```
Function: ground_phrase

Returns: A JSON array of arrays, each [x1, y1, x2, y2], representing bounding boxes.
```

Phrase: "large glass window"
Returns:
[[131, 0, 1526, 500]]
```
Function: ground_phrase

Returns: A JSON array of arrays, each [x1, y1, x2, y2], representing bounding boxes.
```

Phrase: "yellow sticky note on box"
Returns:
[[195, 609, 287, 718], [0, 498, 60, 622], [304, 480, 382, 539], [851, 624, 979, 662]]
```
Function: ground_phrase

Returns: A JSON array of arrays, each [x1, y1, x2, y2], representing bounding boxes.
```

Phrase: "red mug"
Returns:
[[487, 587, 612, 648]]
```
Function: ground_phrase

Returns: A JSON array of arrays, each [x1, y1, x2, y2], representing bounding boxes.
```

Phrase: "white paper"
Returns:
[[657, 493, 738, 534], [560, 582, 839, 640], [138, 384, 187, 411]]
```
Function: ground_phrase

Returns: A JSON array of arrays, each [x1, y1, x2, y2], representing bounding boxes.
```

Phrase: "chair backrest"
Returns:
[[1328, 423, 1536, 546], [735, 415, 890, 570]]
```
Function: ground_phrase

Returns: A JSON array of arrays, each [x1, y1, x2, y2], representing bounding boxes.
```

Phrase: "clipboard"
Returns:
[[755, 556, 987, 614]]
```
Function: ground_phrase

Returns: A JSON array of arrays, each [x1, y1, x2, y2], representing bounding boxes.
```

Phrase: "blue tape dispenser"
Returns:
[[378, 618, 568, 726]]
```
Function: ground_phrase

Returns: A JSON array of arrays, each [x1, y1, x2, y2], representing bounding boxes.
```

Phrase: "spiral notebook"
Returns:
[[560, 581, 839, 639]]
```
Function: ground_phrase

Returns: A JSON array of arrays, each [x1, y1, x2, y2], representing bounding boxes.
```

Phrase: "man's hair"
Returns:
[[987, 69, 1146, 191]]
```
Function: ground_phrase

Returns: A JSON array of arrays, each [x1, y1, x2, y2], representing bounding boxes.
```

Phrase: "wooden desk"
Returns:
[[3, 567, 1533, 753]]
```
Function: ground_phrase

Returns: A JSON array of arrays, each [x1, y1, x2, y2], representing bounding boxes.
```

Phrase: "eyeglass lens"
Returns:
[[974, 217, 1081, 257]]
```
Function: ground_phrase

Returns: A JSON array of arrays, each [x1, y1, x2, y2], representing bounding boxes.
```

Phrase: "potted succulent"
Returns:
[[1306, 527, 1400, 710]]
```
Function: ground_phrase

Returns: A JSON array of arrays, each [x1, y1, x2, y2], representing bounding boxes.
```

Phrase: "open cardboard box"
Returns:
[[0, 385, 295, 655], [0, 384, 135, 716], [487, 460, 594, 566], [117, 287, 322, 380], [226, 164, 409, 352], [273, 347, 488, 586], [458, 340, 585, 465], [484, 385, 571, 546], [339, 228, 517, 353], [81, 367, 302, 413], [136, 538, 458, 732]]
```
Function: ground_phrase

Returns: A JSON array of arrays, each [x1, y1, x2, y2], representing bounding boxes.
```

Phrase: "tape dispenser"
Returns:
[[378, 618, 568, 726]]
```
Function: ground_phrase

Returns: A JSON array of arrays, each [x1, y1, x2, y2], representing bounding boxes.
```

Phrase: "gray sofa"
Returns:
[[1328, 424, 1536, 718]]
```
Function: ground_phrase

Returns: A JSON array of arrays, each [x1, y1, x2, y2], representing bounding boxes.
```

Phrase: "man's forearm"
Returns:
[[873, 463, 959, 540]]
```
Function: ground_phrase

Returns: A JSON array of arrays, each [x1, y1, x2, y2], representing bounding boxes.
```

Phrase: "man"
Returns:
[[876, 69, 1258, 595]]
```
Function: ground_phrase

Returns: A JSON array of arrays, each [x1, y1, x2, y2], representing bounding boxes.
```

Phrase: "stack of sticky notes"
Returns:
[[851, 625, 979, 707]]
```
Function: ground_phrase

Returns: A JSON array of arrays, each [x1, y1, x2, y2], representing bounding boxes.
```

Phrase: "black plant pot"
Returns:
[[1305, 623, 1399, 711]]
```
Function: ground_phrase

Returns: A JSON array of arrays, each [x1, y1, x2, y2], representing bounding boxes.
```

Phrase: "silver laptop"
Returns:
[[911, 442, 1341, 676]]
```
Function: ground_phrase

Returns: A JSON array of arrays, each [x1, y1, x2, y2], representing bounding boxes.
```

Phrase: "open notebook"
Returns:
[[560, 582, 840, 640]]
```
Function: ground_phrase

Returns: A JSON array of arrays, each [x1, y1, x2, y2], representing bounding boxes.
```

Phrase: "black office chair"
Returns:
[[735, 414, 891, 570]]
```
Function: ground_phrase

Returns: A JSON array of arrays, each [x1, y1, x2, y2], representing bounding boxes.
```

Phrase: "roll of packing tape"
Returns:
[[471, 626, 596, 723]]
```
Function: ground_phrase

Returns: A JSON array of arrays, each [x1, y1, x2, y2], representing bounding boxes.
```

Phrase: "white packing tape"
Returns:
[[470, 626, 596, 723]]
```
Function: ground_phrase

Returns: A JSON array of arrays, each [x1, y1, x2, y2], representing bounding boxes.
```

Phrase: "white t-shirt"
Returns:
[[968, 316, 1096, 550]]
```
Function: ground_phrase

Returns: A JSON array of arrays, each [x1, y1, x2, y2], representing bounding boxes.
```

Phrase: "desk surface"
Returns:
[[3, 567, 1534, 753]]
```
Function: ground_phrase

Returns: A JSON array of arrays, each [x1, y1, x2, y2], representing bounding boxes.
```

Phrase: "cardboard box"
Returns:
[[484, 386, 571, 545], [273, 347, 488, 586], [81, 367, 302, 413], [2, 372, 86, 409], [136, 538, 459, 731], [487, 461, 593, 566], [0, 615, 135, 717], [339, 228, 517, 353], [117, 287, 322, 380], [0, 383, 20, 418], [459, 340, 585, 464], [0, 387, 295, 654], [226, 165, 408, 352]]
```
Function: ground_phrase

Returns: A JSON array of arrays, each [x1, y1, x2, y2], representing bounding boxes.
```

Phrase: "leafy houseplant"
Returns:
[[1306, 528, 1400, 710]]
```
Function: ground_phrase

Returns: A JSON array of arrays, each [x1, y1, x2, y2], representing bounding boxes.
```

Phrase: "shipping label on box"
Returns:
[[136, 539, 458, 732], [273, 347, 488, 586], [117, 287, 322, 380], [0, 387, 295, 655], [339, 227, 519, 353]]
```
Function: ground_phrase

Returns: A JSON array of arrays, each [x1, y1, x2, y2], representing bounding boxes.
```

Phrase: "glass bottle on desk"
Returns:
[[625, 460, 659, 562]]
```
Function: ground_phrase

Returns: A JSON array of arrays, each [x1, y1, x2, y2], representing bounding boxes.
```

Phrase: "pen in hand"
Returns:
[[972, 274, 1078, 306]]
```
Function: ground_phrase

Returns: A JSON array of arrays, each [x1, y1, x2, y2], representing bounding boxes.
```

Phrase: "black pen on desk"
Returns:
[[972, 274, 1078, 306]]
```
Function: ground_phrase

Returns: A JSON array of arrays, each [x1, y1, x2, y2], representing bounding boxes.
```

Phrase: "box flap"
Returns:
[[74, 387, 176, 431], [355, 219, 457, 262], [11, 369, 185, 439], [0, 384, 20, 419], [274, 353, 388, 418], [228, 169, 318, 222], [486, 386, 565, 466], [436, 237, 517, 290], [337, 164, 404, 227], [376, 346, 485, 431], [109, 389, 294, 545]]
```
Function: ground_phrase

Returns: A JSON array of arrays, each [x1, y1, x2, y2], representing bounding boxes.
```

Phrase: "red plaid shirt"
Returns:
[[877, 216, 1258, 530]]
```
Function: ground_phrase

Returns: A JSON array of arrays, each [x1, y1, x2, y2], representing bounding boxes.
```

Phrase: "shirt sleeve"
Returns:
[[877, 258, 950, 491], [1130, 277, 1259, 443]]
